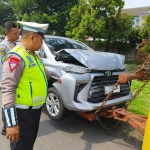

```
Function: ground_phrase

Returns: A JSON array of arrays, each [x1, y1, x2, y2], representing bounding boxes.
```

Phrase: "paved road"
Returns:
[[0, 91, 143, 150]]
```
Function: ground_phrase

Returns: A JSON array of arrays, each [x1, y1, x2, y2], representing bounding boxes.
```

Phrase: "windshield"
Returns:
[[44, 37, 93, 52]]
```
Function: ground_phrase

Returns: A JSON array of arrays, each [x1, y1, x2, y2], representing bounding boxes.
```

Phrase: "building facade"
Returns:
[[122, 6, 150, 27]]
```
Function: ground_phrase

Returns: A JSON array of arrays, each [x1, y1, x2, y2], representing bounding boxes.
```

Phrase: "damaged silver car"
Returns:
[[39, 35, 132, 121]]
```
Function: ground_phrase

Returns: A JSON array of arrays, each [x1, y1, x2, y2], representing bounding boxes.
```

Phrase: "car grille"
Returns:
[[88, 75, 130, 103]]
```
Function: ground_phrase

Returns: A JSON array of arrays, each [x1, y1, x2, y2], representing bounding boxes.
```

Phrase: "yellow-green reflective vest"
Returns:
[[2, 45, 48, 106]]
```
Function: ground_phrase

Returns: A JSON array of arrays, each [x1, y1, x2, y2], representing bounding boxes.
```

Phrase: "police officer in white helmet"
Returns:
[[1, 21, 60, 150]]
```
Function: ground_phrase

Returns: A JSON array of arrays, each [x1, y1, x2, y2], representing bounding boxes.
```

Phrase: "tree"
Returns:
[[139, 14, 150, 39], [0, 0, 16, 32], [8, 0, 78, 36], [0, 25, 4, 37], [109, 13, 141, 53], [65, 0, 136, 52], [136, 14, 150, 62]]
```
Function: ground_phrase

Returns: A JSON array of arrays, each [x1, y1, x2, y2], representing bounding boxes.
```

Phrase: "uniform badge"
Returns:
[[0, 47, 6, 56], [26, 56, 33, 63], [8, 57, 20, 72], [26, 56, 36, 68]]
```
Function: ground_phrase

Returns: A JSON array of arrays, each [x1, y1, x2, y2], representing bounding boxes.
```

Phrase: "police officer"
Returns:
[[0, 21, 19, 55], [0, 21, 19, 136], [1, 21, 60, 150]]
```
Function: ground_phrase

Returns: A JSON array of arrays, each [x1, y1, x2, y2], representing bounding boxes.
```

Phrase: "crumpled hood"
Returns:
[[63, 49, 125, 70]]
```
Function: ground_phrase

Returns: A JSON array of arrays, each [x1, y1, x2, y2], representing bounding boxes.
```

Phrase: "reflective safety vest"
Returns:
[[2, 45, 48, 106]]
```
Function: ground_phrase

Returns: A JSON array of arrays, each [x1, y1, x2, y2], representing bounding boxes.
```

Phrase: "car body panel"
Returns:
[[61, 49, 125, 70]]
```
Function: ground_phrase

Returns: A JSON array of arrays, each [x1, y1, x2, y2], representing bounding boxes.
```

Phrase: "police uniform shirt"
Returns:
[[0, 45, 6, 56], [1, 43, 51, 108], [0, 38, 19, 87], [0, 37, 16, 56]]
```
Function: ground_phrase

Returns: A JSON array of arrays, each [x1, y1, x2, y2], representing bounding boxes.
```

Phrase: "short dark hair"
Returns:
[[21, 30, 44, 39], [21, 30, 35, 39], [4, 21, 17, 32]]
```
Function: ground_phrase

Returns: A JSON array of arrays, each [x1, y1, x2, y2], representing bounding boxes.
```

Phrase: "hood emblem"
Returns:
[[104, 71, 111, 76]]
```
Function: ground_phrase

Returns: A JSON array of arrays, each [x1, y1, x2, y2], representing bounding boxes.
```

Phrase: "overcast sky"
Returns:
[[124, 0, 150, 8]]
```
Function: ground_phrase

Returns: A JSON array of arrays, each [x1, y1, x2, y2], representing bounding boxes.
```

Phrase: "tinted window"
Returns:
[[44, 38, 92, 52]]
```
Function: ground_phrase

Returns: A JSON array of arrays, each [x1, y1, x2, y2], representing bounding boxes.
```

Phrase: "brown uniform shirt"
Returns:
[[1, 44, 51, 108]]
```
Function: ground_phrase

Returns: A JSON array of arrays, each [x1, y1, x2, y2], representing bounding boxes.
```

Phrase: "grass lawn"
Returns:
[[125, 61, 150, 116]]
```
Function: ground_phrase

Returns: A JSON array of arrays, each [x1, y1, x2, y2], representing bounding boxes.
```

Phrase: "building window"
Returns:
[[135, 19, 139, 27]]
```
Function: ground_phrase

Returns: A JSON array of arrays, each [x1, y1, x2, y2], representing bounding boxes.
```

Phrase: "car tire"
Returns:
[[44, 87, 68, 121]]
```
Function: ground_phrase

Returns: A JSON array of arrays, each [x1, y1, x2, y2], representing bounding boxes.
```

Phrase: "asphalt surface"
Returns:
[[0, 91, 143, 150]]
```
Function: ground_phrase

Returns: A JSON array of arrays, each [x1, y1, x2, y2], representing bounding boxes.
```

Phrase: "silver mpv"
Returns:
[[39, 35, 132, 121]]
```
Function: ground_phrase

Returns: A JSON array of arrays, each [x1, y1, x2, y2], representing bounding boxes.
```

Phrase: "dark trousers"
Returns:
[[2, 108, 6, 129], [10, 107, 42, 150]]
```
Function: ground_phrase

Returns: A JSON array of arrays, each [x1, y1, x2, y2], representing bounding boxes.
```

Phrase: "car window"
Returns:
[[44, 38, 93, 52]]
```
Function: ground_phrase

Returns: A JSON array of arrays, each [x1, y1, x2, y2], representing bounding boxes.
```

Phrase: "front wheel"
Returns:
[[44, 87, 68, 121]]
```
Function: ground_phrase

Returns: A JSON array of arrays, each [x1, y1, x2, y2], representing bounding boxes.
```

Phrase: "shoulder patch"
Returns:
[[8, 57, 20, 72], [0, 47, 6, 56]]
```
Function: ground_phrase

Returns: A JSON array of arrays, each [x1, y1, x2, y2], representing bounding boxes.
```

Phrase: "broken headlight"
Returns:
[[66, 66, 91, 74]]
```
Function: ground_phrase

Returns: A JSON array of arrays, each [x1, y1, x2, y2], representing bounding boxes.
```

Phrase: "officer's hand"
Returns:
[[6, 125, 19, 142], [57, 78, 61, 84]]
